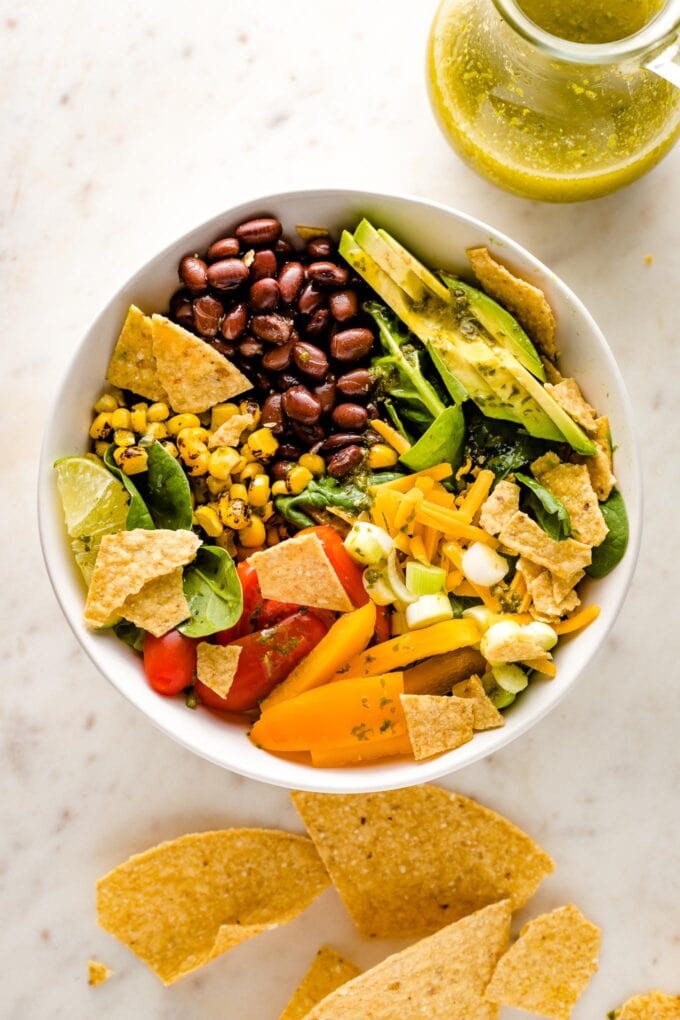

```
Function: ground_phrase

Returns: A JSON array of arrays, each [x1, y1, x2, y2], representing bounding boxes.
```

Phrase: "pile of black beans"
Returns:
[[168, 215, 380, 479]]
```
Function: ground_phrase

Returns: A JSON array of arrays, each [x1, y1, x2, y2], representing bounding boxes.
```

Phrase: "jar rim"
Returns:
[[492, 0, 680, 64]]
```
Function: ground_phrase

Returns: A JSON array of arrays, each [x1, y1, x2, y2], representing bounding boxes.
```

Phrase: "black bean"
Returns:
[[272, 460, 295, 480], [331, 403, 368, 431], [297, 282, 325, 315], [249, 277, 279, 312], [251, 313, 294, 344], [327, 445, 363, 478], [261, 393, 285, 433], [307, 261, 350, 287], [207, 237, 240, 260], [277, 442, 304, 460], [321, 432, 366, 452], [208, 338, 238, 359], [313, 376, 337, 415], [281, 385, 322, 424], [207, 258, 249, 291], [262, 340, 294, 372], [329, 288, 359, 322], [235, 217, 282, 246], [278, 261, 305, 303], [304, 307, 331, 337], [170, 290, 195, 330], [293, 341, 329, 379], [192, 294, 223, 336], [221, 301, 248, 341], [330, 327, 374, 361], [337, 368, 374, 397], [250, 249, 278, 281], [305, 236, 334, 259], [238, 338, 263, 359], [291, 421, 325, 446], [179, 255, 208, 293]]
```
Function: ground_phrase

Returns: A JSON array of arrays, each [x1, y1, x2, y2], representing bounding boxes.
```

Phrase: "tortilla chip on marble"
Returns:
[[279, 947, 361, 1020], [613, 990, 680, 1019]]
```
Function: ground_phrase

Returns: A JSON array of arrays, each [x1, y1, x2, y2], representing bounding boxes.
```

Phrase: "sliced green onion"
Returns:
[[386, 549, 417, 604], [492, 663, 528, 694], [405, 560, 446, 596], [488, 687, 516, 709], [344, 521, 394, 565], [362, 568, 395, 606], [461, 541, 509, 587], [405, 593, 454, 630]]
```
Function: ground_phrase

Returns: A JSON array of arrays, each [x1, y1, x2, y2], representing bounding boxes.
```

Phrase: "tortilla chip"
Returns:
[[467, 247, 557, 358], [106, 305, 168, 402], [485, 904, 600, 1020], [614, 990, 680, 1019], [539, 462, 608, 547], [531, 451, 562, 479], [280, 947, 361, 1020], [88, 959, 113, 987], [452, 676, 505, 730], [208, 413, 254, 449], [304, 901, 511, 1020], [479, 480, 520, 536], [196, 643, 241, 699], [291, 786, 553, 939], [517, 557, 581, 621], [541, 356, 563, 384], [84, 529, 200, 629], [587, 416, 616, 501], [151, 314, 252, 413], [121, 567, 190, 637], [499, 511, 591, 579], [400, 694, 474, 760], [544, 378, 598, 435], [96, 829, 330, 985], [249, 533, 353, 613]]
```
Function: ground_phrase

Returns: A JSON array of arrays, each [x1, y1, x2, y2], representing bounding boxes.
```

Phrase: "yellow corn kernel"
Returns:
[[144, 422, 169, 441], [367, 443, 399, 469], [111, 407, 132, 430], [247, 427, 279, 460], [130, 408, 147, 433], [248, 475, 270, 507], [218, 496, 251, 530], [239, 444, 257, 465], [240, 400, 261, 427], [241, 461, 265, 480], [180, 438, 209, 469], [191, 477, 210, 504], [94, 441, 110, 458], [207, 474, 230, 496], [94, 393, 119, 413], [261, 500, 275, 522], [117, 445, 149, 476], [89, 412, 113, 440], [167, 412, 201, 435], [194, 505, 224, 538], [177, 426, 210, 446], [160, 440, 179, 459], [210, 403, 239, 430], [266, 525, 280, 546], [147, 402, 170, 423], [271, 479, 289, 496], [286, 465, 313, 495], [114, 428, 136, 448], [186, 450, 210, 476], [239, 516, 266, 548], [215, 530, 237, 556], [112, 447, 126, 466], [299, 452, 325, 476], [229, 483, 248, 501], [209, 446, 243, 480]]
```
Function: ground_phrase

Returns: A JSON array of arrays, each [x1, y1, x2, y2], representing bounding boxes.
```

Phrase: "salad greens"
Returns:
[[463, 410, 554, 482], [516, 472, 572, 541], [113, 620, 146, 652], [103, 440, 192, 531], [104, 446, 155, 530], [587, 489, 629, 578], [275, 474, 404, 531], [179, 546, 243, 638], [400, 404, 465, 473]]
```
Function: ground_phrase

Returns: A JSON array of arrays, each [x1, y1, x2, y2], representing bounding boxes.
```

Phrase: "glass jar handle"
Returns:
[[645, 35, 680, 87]]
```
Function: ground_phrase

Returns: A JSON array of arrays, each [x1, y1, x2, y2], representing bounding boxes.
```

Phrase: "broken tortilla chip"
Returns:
[[587, 416, 616, 501], [544, 378, 598, 435], [452, 676, 505, 730], [84, 529, 200, 629], [151, 314, 252, 413], [479, 480, 520, 537], [88, 959, 113, 987], [485, 903, 600, 1020], [249, 533, 353, 613], [304, 901, 511, 1020], [208, 412, 254, 449], [499, 511, 591, 579], [291, 785, 553, 939], [280, 947, 361, 1020], [539, 462, 608, 547], [400, 694, 474, 760], [196, 642, 241, 699], [96, 829, 330, 985], [613, 990, 680, 1019], [517, 557, 580, 621], [106, 305, 168, 402], [467, 247, 557, 358], [121, 567, 190, 637]]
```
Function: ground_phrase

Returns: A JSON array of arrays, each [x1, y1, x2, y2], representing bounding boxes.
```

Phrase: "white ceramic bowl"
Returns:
[[38, 189, 641, 793]]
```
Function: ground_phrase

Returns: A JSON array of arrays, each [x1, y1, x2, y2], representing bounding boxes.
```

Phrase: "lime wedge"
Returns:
[[54, 455, 130, 582]]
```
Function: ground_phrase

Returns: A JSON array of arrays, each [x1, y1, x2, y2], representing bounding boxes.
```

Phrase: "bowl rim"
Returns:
[[37, 186, 642, 793]]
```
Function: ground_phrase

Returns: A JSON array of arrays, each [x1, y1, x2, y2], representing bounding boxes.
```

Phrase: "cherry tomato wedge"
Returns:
[[143, 631, 197, 696], [374, 604, 392, 644], [215, 561, 298, 644], [308, 525, 369, 608], [196, 610, 330, 714]]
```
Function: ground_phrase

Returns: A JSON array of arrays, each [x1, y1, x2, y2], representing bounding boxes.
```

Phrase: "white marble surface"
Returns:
[[2, 1, 680, 1017]]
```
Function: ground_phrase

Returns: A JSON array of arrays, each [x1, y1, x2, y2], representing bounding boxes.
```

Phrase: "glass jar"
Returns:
[[428, 0, 680, 201]]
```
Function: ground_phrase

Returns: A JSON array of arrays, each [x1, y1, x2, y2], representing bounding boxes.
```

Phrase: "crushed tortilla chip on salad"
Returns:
[[120, 567, 190, 637], [196, 642, 241, 699], [249, 532, 353, 613], [400, 693, 474, 759]]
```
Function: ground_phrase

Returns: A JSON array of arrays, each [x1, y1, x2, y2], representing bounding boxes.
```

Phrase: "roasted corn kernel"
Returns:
[[112, 447, 126, 466], [241, 462, 265, 480], [247, 427, 279, 460], [286, 465, 313, 494], [144, 422, 169, 441], [177, 426, 210, 447], [229, 483, 248, 501], [89, 412, 113, 441], [210, 403, 239, 430], [192, 477, 210, 504], [117, 445, 149, 476], [209, 446, 243, 480], [206, 475, 230, 496], [218, 496, 251, 530], [167, 412, 201, 435], [160, 440, 179, 458], [185, 450, 210, 476], [239, 516, 266, 548], [299, 452, 325, 476], [94, 393, 119, 413], [147, 402, 170, 423], [114, 428, 136, 448], [271, 479, 289, 496], [248, 475, 270, 507], [261, 500, 275, 522], [367, 443, 399, 469], [194, 505, 224, 538], [111, 407, 132, 430], [215, 530, 237, 556], [240, 400, 261, 427], [94, 441, 110, 459], [130, 407, 148, 433]]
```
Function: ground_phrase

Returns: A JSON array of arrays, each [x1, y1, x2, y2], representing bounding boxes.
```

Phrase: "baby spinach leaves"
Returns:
[[516, 472, 572, 541], [103, 441, 192, 531], [179, 546, 243, 638], [587, 489, 629, 578], [103, 446, 155, 530], [463, 409, 553, 481], [113, 620, 146, 652]]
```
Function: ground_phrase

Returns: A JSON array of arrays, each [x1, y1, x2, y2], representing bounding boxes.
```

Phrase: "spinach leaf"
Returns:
[[400, 404, 466, 472], [103, 446, 155, 530], [179, 546, 243, 638], [449, 594, 483, 618], [464, 408, 557, 480], [516, 472, 572, 541], [141, 441, 193, 530], [275, 476, 374, 531], [587, 489, 629, 578], [113, 620, 146, 652]]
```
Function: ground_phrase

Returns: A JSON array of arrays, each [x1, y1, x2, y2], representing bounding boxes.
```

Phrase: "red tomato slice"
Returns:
[[143, 631, 197, 696], [196, 610, 330, 714], [215, 561, 298, 645], [374, 604, 391, 644], [310, 525, 369, 608]]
